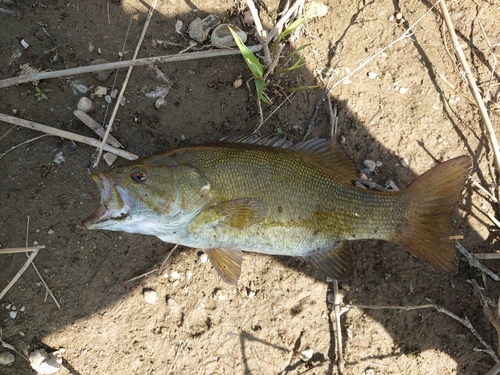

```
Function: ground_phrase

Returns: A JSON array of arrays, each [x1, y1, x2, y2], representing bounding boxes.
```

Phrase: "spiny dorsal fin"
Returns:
[[222, 135, 356, 183], [303, 242, 354, 280], [207, 248, 242, 285], [292, 139, 356, 183]]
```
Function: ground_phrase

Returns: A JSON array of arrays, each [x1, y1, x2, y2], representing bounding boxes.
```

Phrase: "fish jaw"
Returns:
[[83, 173, 135, 230]]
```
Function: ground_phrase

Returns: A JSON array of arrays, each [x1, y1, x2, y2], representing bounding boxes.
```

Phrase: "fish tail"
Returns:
[[395, 156, 471, 274]]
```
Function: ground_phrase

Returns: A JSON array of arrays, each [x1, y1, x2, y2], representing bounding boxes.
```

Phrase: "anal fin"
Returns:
[[207, 248, 242, 285], [303, 242, 353, 280]]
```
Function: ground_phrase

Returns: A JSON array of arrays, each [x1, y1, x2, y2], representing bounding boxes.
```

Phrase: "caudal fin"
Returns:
[[396, 156, 472, 274]]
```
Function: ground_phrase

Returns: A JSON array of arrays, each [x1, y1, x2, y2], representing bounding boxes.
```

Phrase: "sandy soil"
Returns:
[[1, 0, 500, 374]]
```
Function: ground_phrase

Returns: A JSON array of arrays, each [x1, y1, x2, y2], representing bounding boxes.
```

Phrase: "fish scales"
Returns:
[[83, 136, 472, 284]]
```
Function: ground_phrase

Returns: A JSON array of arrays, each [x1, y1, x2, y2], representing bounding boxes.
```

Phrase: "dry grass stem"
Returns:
[[328, 1, 439, 92], [439, 0, 500, 186], [0, 246, 45, 255], [268, 0, 305, 42], [73, 110, 124, 148], [25, 216, 60, 308], [479, 22, 497, 103], [93, 0, 158, 167], [474, 253, 500, 260], [0, 46, 262, 89], [254, 92, 294, 133], [0, 134, 50, 160], [160, 244, 179, 269], [0, 112, 137, 160], [0, 250, 39, 301], [486, 363, 500, 375], [455, 241, 500, 281], [0, 124, 16, 141], [471, 178, 499, 204], [246, 0, 271, 65]]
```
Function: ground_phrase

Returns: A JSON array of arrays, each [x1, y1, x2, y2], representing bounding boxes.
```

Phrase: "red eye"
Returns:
[[130, 171, 147, 182]]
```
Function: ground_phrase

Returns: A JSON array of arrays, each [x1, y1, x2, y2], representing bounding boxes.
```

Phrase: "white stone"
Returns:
[[29, 349, 62, 374], [0, 351, 15, 365], [199, 253, 208, 263], [143, 289, 157, 304]]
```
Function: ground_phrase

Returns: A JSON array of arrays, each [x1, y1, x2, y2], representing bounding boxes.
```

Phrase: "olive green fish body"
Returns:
[[83, 136, 471, 284]]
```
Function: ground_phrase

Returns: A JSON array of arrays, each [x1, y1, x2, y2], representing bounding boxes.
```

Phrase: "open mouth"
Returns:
[[82, 173, 132, 229]]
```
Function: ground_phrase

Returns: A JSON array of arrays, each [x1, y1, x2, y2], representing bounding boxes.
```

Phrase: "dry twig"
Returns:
[[0, 250, 39, 301], [0, 112, 137, 160], [455, 241, 500, 281], [93, 0, 159, 167], [0, 46, 262, 89], [439, 0, 500, 185], [0, 246, 45, 255]]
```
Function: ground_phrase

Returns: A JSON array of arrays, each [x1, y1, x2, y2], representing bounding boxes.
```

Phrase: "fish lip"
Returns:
[[82, 173, 133, 229]]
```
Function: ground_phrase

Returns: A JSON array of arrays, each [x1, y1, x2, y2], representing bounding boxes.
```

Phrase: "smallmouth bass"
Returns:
[[83, 136, 472, 284]]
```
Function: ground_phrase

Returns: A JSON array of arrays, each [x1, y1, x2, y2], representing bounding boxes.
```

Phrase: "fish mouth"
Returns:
[[82, 173, 133, 229]]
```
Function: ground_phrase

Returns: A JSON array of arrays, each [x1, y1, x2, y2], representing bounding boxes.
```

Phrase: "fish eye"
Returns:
[[130, 171, 147, 182]]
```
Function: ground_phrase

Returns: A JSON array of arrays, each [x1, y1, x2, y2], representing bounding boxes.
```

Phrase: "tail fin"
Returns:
[[396, 156, 472, 274]]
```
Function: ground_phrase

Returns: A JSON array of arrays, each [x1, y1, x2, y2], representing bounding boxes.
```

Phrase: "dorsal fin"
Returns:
[[222, 135, 356, 183]]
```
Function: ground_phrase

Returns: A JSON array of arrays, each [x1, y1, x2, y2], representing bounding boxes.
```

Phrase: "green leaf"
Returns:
[[228, 26, 263, 79], [271, 17, 306, 51], [282, 43, 311, 62]]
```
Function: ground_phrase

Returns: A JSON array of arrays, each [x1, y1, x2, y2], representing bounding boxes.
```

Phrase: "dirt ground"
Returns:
[[1, 0, 500, 374]]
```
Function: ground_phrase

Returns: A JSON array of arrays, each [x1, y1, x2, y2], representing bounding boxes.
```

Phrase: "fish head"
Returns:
[[82, 156, 210, 235]]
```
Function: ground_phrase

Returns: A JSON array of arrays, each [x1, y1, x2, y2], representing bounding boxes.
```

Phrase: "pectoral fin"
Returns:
[[304, 242, 354, 280], [207, 248, 242, 285], [212, 198, 267, 228]]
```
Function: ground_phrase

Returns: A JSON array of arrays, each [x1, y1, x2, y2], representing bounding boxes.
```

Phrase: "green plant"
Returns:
[[228, 26, 269, 104], [34, 86, 48, 100]]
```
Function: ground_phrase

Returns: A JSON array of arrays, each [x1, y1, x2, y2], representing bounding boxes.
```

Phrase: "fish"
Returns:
[[83, 135, 472, 284]]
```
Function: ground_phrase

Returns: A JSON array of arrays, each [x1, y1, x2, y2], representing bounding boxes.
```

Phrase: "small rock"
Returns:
[[325, 276, 334, 282], [247, 289, 256, 298], [175, 20, 183, 35], [363, 159, 376, 172], [77, 97, 93, 113], [211, 24, 247, 49], [103, 152, 117, 166], [375, 160, 383, 167], [0, 351, 15, 365], [53, 151, 65, 165], [171, 271, 181, 280], [94, 86, 107, 97], [199, 253, 208, 263], [167, 298, 178, 308], [91, 59, 112, 82], [143, 289, 157, 304], [29, 349, 62, 374], [399, 158, 409, 168], [367, 71, 377, 79], [304, 1, 329, 18], [399, 87, 408, 94], [120, 97, 126, 106], [155, 98, 167, 109], [298, 348, 314, 362], [20, 39, 29, 49], [188, 15, 220, 43], [233, 76, 243, 89], [110, 89, 119, 99], [104, 95, 112, 104], [88, 42, 95, 53]]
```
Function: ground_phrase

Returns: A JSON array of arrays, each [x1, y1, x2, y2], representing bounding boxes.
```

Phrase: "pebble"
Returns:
[[363, 159, 376, 172], [298, 348, 314, 362], [53, 151, 65, 165], [91, 59, 112, 82], [188, 15, 220, 43], [167, 298, 177, 308], [9, 311, 17, 319], [211, 24, 247, 48], [77, 97, 93, 113], [110, 89, 118, 99], [29, 349, 62, 374], [399, 87, 408, 94], [103, 152, 117, 166], [143, 289, 157, 304], [199, 253, 208, 263], [375, 160, 383, 167], [94, 86, 107, 97], [399, 158, 409, 168], [0, 351, 15, 365], [104, 95, 112, 104], [170, 271, 181, 280], [367, 71, 377, 79]]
